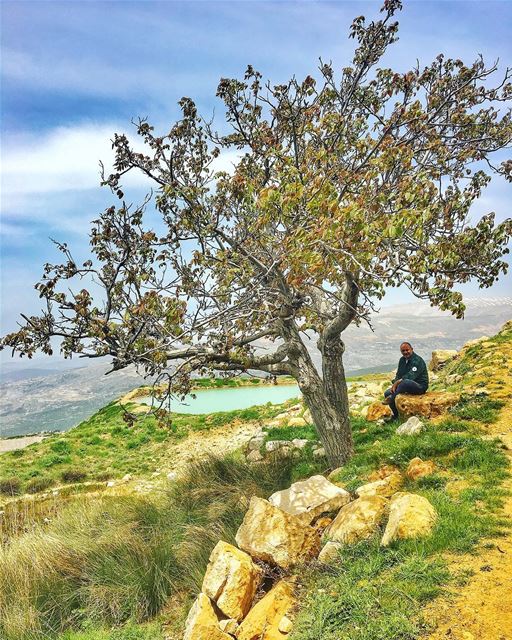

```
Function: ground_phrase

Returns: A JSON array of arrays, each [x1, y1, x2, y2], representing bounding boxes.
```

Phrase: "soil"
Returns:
[[422, 376, 512, 639], [0, 434, 45, 454]]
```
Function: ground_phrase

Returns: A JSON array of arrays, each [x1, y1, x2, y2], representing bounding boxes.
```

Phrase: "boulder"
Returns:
[[236, 580, 295, 640], [183, 593, 232, 640], [317, 541, 343, 564], [266, 441, 288, 453], [396, 416, 423, 436], [463, 336, 489, 349], [202, 541, 263, 621], [381, 493, 437, 546], [312, 447, 326, 459], [247, 436, 265, 451], [303, 409, 312, 423], [235, 497, 319, 569], [366, 402, 393, 421], [288, 417, 307, 427], [429, 350, 458, 371], [268, 475, 351, 525], [291, 438, 309, 450], [405, 457, 436, 481], [219, 619, 239, 635], [368, 464, 399, 481], [395, 392, 460, 418], [247, 449, 264, 463], [324, 496, 388, 544], [355, 471, 402, 499]]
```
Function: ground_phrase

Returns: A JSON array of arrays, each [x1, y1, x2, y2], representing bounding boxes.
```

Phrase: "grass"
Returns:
[[0, 400, 286, 497], [0, 453, 304, 640], [288, 405, 510, 640], [450, 395, 506, 423]]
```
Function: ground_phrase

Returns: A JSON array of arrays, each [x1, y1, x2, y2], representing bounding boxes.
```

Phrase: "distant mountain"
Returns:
[[1, 297, 510, 438]]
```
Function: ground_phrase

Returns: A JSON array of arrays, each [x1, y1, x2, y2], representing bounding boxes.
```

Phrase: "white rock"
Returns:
[[247, 436, 265, 451], [269, 475, 351, 525], [122, 473, 132, 482], [313, 447, 326, 459], [247, 449, 264, 463], [291, 439, 309, 449], [266, 440, 288, 452], [167, 472, 178, 481], [396, 416, 423, 436], [288, 417, 307, 427], [318, 541, 343, 564]]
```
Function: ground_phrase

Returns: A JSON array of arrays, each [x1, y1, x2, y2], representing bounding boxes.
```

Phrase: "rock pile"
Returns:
[[183, 470, 437, 639]]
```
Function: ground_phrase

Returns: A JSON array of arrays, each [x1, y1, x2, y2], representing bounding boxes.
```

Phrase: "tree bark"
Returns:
[[289, 336, 353, 468]]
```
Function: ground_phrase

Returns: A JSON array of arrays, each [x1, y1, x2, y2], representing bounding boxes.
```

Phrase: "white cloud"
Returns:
[[1, 122, 153, 199]]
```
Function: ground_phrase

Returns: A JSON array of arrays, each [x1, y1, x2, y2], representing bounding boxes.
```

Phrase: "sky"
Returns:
[[1, 0, 511, 360]]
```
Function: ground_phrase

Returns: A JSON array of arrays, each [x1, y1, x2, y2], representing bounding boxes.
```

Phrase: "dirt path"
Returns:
[[423, 404, 512, 640], [0, 435, 46, 453]]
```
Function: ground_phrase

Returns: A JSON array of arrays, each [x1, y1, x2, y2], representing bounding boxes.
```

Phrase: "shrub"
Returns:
[[25, 477, 54, 494], [61, 469, 88, 483], [0, 477, 22, 496]]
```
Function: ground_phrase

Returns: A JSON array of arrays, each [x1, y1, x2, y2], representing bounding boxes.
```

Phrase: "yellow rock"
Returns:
[[183, 593, 232, 640], [381, 493, 437, 546], [287, 416, 307, 427], [405, 457, 436, 481], [235, 497, 319, 569], [429, 349, 458, 371], [355, 471, 402, 499], [395, 391, 460, 418], [202, 540, 263, 621], [236, 580, 295, 640], [366, 402, 393, 421], [219, 618, 239, 634], [324, 496, 388, 545], [268, 475, 351, 525], [317, 541, 343, 564]]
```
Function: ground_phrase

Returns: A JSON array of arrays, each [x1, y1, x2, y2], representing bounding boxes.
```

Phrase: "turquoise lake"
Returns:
[[138, 383, 301, 414]]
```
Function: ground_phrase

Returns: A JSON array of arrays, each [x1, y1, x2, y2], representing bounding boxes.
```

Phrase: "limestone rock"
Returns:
[[219, 618, 239, 634], [291, 438, 309, 450], [303, 409, 312, 423], [202, 541, 263, 621], [317, 541, 343, 564], [445, 374, 462, 385], [356, 471, 402, 499], [463, 336, 489, 349], [266, 441, 288, 453], [268, 475, 351, 525], [429, 350, 458, 371], [381, 493, 437, 546], [183, 593, 232, 640], [247, 449, 264, 463], [312, 447, 326, 459], [278, 615, 294, 634], [405, 457, 436, 481], [366, 402, 393, 421], [324, 496, 388, 544], [247, 436, 265, 451], [396, 416, 423, 436], [235, 497, 319, 569], [236, 580, 295, 640], [395, 392, 460, 418], [368, 464, 399, 481], [288, 403, 302, 413], [288, 416, 307, 427]]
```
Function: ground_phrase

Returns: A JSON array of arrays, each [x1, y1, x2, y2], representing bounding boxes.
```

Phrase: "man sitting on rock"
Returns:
[[383, 342, 429, 422]]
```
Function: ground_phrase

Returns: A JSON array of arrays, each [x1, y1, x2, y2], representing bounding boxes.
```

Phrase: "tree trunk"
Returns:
[[291, 337, 353, 468]]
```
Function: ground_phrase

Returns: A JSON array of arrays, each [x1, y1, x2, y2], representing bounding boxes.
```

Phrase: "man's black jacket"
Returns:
[[392, 352, 429, 390]]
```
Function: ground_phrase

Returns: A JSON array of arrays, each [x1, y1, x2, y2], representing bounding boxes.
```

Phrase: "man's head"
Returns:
[[400, 342, 413, 359]]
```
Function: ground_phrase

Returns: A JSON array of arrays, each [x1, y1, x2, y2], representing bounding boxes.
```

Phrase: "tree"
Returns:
[[2, 0, 512, 466]]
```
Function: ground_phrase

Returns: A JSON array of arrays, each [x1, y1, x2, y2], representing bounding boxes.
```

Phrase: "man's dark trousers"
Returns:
[[384, 380, 426, 418]]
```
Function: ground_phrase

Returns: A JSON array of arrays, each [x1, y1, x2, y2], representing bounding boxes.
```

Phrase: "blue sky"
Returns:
[[1, 0, 511, 344]]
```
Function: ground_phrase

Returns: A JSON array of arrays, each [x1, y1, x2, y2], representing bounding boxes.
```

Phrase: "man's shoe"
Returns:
[[382, 397, 392, 406], [383, 415, 398, 423]]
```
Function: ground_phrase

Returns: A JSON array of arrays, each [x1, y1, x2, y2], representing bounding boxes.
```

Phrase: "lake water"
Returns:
[[138, 384, 301, 414]]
